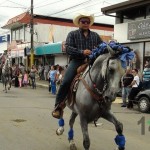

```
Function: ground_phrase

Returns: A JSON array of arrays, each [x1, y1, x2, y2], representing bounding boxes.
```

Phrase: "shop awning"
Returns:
[[35, 42, 65, 55]]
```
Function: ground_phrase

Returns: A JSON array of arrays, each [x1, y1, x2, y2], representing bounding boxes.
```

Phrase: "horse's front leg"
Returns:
[[4, 82, 7, 93], [8, 78, 11, 90], [102, 111, 126, 150], [56, 118, 65, 136], [68, 112, 78, 150], [80, 116, 90, 150]]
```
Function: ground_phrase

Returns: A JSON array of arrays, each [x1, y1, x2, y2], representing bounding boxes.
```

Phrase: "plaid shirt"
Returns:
[[65, 29, 102, 60]]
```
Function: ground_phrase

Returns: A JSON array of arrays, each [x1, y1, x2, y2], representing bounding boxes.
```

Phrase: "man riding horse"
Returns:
[[52, 12, 103, 119], [0, 52, 12, 92]]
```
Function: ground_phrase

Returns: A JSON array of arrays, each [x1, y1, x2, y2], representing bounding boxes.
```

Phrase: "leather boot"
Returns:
[[52, 102, 66, 119]]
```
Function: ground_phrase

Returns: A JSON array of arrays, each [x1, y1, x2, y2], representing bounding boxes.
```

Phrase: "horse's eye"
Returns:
[[109, 68, 114, 73]]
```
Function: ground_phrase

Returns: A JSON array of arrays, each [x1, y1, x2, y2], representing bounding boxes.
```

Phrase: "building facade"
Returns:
[[0, 33, 10, 54], [2, 12, 114, 68], [102, 0, 150, 71]]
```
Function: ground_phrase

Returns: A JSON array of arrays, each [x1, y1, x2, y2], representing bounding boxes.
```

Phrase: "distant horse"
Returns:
[[55, 44, 134, 150], [1, 56, 12, 93]]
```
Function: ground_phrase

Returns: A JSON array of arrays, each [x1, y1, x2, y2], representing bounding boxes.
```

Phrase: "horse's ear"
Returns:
[[107, 45, 115, 56]]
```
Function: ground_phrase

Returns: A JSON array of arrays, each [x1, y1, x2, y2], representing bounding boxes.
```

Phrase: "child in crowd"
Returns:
[[18, 72, 23, 88], [23, 70, 28, 87]]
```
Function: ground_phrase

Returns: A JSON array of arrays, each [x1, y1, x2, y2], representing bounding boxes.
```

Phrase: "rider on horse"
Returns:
[[52, 12, 103, 119]]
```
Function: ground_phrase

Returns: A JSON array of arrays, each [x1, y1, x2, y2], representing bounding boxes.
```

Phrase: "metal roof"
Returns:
[[101, 0, 150, 14]]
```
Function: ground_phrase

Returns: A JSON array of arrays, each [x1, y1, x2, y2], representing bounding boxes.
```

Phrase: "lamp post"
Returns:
[[30, 0, 34, 67]]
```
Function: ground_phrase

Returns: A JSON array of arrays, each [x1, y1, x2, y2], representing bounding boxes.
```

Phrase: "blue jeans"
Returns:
[[55, 59, 84, 106], [122, 87, 131, 105], [50, 79, 56, 95]]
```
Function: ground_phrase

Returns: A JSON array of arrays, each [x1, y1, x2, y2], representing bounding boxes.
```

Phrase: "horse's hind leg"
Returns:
[[68, 112, 78, 150], [80, 116, 90, 150], [102, 111, 125, 150]]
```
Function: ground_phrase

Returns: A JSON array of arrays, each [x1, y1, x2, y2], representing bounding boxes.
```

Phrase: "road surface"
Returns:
[[0, 84, 150, 150]]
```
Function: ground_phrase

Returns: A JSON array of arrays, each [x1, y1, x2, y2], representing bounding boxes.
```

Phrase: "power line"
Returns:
[[35, 0, 62, 9], [7, 0, 28, 7], [0, 5, 27, 8], [34, 0, 52, 7], [58, 0, 103, 17], [47, 0, 92, 16]]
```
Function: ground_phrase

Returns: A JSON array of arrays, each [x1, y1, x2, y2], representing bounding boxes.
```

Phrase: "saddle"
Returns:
[[67, 63, 88, 106]]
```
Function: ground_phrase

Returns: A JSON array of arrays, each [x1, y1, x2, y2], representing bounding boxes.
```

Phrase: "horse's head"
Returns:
[[5, 57, 11, 68], [91, 47, 125, 102]]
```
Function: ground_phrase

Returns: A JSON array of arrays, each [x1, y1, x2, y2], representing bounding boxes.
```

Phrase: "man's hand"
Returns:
[[83, 49, 91, 56]]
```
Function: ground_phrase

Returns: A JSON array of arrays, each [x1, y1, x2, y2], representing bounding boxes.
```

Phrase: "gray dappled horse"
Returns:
[[2, 56, 12, 93], [56, 47, 126, 150]]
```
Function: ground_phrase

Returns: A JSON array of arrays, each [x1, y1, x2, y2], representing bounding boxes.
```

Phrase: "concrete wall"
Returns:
[[0, 42, 7, 53], [34, 24, 114, 44], [114, 23, 150, 43], [54, 54, 68, 66]]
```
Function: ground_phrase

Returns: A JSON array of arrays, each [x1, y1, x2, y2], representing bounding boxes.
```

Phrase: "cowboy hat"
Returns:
[[73, 12, 94, 27]]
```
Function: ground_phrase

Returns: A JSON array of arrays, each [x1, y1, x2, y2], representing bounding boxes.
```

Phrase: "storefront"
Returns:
[[35, 42, 68, 66], [101, 0, 150, 71], [0, 34, 10, 54]]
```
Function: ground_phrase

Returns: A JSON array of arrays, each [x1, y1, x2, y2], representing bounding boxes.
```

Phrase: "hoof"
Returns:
[[115, 147, 125, 150], [69, 140, 77, 150], [56, 127, 64, 136]]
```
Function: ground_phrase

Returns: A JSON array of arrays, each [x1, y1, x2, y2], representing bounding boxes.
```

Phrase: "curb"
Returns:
[[35, 83, 122, 104], [113, 97, 122, 104], [36, 83, 49, 89]]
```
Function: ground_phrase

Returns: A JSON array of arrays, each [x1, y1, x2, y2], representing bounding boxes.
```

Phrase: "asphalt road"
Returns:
[[0, 84, 150, 150]]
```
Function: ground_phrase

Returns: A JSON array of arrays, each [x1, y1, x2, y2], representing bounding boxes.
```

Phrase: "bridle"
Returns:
[[79, 57, 111, 102]]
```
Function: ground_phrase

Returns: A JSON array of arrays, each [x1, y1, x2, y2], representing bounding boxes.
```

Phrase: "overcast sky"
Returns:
[[0, 0, 128, 34]]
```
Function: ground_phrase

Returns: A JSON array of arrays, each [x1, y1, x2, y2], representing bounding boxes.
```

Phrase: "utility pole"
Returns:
[[30, 0, 34, 67]]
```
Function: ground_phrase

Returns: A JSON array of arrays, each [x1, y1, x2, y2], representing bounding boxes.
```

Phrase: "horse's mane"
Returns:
[[91, 53, 109, 79]]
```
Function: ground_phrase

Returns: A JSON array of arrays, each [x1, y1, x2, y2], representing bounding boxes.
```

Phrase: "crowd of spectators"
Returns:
[[7, 62, 67, 93]]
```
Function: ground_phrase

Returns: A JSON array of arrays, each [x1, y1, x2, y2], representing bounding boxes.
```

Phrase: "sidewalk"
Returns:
[[36, 79, 49, 88], [36, 79, 122, 104]]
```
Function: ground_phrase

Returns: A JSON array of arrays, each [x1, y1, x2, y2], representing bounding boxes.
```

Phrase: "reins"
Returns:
[[79, 58, 109, 102]]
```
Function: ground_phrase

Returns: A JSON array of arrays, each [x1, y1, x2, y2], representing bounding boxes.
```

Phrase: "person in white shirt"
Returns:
[[44, 63, 49, 81], [127, 69, 140, 108]]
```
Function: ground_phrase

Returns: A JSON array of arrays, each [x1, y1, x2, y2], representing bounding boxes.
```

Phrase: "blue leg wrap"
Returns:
[[58, 118, 64, 127], [114, 135, 126, 149], [68, 128, 74, 140]]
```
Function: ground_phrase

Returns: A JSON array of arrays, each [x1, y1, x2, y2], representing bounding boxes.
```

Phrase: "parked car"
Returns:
[[134, 89, 150, 113]]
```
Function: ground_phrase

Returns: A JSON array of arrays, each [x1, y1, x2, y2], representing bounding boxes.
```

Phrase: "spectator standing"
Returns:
[[29, 64, 38, 89], [121, 67, 134, 107], [56, 66, 64, 91], [44, 63, 49, 81], [0, 62, 2, 81], [14, 64, 20, 87], [19, 62, 25, 86], [48, 65, 57, 95], [38, 64, 44, 80], [19, 63, 25, 74], [142, 61, 150, 89]]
